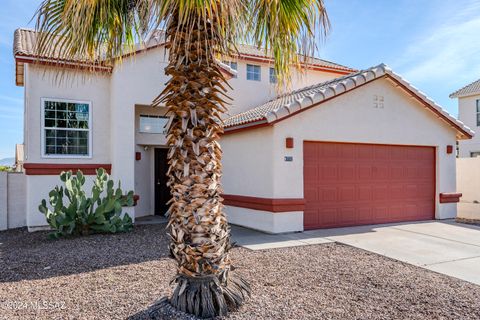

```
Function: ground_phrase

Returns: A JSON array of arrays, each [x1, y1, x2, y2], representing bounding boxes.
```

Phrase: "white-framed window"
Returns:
[[471, 151, 480, 158], [223, 61, 238, 78], [139, 115, 169, 134], [476, 99, 480, 126], [246, 64, 261, 81], [41, 98, 92, 158], [269, 67, 277, 84]]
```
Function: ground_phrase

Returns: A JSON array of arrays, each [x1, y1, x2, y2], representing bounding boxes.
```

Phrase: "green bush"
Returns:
[[0, 165, 13, 172], [39, 168, 134, 238]]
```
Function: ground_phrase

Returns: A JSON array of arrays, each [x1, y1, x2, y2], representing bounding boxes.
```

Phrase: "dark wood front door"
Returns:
[[155, 148, 171, 215]]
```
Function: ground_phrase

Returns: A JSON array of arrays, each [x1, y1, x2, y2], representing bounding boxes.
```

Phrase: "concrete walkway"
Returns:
[[231, 220, 480, 285]]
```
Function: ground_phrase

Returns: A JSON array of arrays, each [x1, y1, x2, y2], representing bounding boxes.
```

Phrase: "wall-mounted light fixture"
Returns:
[[286, 137, 294, 149]]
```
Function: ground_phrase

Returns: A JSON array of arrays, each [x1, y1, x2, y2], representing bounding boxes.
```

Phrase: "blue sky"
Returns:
[[0, 0, 479, 159]]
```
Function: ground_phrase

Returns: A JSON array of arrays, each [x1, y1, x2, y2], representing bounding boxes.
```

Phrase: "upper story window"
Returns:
[[477, 99, 480, 126], [269, 68, 277, 84], [223, 61, 238, 78], [139, 115, 169, 134], [246, 64, 261, 81], [42, 98, 91, 158]]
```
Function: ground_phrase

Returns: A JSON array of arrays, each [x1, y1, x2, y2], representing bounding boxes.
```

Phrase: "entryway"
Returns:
[[154, 148, 171, 215]]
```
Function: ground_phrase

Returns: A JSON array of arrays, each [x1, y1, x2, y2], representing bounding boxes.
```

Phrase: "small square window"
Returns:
[[246, 64, 261, 81], [269, 68, 277, 84]]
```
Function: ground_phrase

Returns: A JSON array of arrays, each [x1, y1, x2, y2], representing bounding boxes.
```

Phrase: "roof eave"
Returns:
[[449, 91, 480, 99], [14, 54, 113, 87], [223, 119, 269, 134], [235, 53, 356, 75]]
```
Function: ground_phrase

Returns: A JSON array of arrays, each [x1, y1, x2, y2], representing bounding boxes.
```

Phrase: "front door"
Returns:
[[154, 148, 171, 215]]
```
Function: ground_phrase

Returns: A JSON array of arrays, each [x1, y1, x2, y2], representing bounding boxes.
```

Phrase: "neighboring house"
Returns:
[[450, 79, 480, 157], [12, 28, 472, 233], [14, 144, 24, 172]]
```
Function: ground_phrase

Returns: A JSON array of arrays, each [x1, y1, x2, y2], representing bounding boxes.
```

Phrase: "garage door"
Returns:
[[303, 142, 435, 229]]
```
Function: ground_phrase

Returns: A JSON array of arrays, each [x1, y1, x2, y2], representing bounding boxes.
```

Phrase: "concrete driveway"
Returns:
[[231, 220, 480, 285]]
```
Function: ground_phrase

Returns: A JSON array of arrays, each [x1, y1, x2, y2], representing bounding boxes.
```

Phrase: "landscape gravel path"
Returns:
[[1, 224, 480, 319]]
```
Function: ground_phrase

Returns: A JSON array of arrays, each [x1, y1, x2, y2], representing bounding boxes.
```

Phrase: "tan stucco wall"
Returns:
[[0, 172, 26, 230], [24, 64, 111, 164], [0, 172, 6, 230], [221, 126, 275, 198], [226, 61, 339, 116], [457, 157, 480, 219], [222, 78, 460, 232], [457, 94, 480, 157]]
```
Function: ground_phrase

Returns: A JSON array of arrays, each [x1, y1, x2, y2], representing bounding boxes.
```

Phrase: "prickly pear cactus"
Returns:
[[39, 168, 134, 238]]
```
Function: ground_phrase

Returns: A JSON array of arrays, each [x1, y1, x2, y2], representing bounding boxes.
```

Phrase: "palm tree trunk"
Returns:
[[153, 12, 250, 319]]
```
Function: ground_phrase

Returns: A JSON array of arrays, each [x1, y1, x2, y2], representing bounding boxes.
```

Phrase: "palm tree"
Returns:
[[34, 0, 329, 318]]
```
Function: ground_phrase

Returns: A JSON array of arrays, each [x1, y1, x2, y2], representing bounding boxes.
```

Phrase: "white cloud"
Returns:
[[394, 1, 480, 85], [0, 94, 23, 105]]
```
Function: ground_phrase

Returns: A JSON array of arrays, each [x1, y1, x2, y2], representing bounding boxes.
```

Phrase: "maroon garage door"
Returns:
[[303, 142, 435, 230]]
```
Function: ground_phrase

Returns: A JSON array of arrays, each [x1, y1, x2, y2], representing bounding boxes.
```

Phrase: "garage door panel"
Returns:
[[304, 209, 319, 227], [391, 166, 405, 179], [319, 208, 337, 226], [304, 165, 318, 182], [304, 142, 435, 229], [321, 165, 337, 180], [304, 187, 318, 201], [358, 186, 372, 201], [339, 186, 355, 201], [358, 165, 372, 179], [320, 187, 337, 201], [357, 207, 374, 222], [338, 165, 355, 180], [357, 145, 374, 159], [372, 166, 390, 180], [338, 207, 356, 224], [374, 147, 390, 160], [373, 185, 388, 200]]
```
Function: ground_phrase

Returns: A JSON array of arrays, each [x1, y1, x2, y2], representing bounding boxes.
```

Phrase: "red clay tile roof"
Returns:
[[450, 78, 480, 98], [224, 64, 474, 140]]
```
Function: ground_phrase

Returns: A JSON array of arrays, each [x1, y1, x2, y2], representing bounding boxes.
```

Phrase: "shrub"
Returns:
[[0, 165, 13, 172], [39, 168, 134, 238]]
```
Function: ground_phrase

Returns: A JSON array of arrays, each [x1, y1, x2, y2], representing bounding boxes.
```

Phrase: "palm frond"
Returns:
[[247, 0, 330, 85], [35, 0, 149, 62]]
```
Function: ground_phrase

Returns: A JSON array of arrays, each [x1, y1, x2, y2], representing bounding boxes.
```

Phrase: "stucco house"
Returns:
[[13, 28, 472, 233], [450, 79, 480, 157]]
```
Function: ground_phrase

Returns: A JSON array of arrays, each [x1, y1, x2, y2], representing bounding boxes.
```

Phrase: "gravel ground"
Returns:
[[1, 224, 480, 320]]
